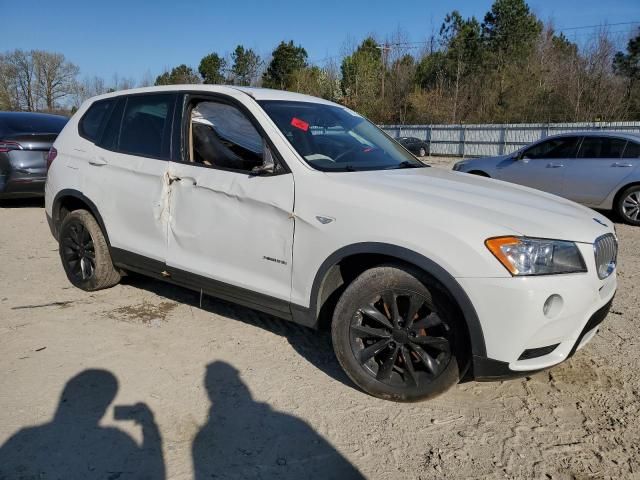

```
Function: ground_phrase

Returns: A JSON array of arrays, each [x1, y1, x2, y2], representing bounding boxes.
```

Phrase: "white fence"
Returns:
[[380, 122, 640, 158]]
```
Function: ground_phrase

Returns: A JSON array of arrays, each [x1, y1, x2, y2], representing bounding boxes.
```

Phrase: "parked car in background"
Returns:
[[397, 136, 430, 157], [453, 132, 640, 225], [0, 112, 68, 199], [46, 86, 617, 402]]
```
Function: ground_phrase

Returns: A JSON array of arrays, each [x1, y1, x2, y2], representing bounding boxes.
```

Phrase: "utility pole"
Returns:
[[376, 43, 390, 100]]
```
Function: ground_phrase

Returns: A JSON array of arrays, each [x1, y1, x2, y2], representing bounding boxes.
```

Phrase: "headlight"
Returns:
[[452, 161, 469, 171], [485, 236, 586, 276]]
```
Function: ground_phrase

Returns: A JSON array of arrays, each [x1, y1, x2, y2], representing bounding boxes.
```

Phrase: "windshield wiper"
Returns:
[[389, 160, 424, 169]]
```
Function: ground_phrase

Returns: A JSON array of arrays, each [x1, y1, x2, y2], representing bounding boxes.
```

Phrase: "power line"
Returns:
[[557, 21, 640, 31], [305, 20, 639, 67]]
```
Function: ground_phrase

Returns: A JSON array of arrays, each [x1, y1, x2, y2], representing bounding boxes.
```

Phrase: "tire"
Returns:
[[418, 148, 426, 157], [616, 185, 640, 226], [58, 209, 121, 291], [331, 264, 464, 402]]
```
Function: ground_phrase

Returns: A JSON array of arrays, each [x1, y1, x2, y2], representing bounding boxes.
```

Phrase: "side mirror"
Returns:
[[251, 163, 275, 176], [250, 143, 277, 176]]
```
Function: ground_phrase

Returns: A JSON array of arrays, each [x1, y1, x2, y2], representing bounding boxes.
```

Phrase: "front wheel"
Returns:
[[418, 147, 426, 157], [331, 265, 464, 402], [617, 185, 640, 226]]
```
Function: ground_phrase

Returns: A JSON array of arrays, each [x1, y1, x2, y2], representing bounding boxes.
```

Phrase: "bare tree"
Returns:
[[111, 73, 136, 91], [139, 70, 155, 88], [69, 76, 108, 109], [4, 50, 38, 111], [33, 51, 79, 110], [0, 54, 21, 110]]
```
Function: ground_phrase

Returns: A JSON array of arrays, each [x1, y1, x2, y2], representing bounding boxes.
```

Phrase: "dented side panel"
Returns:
[[166, 163, 295, 302], [81, 149, 169, 262]]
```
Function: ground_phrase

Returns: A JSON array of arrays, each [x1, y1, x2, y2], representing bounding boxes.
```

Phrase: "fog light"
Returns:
[[543, 294, 563, 318]]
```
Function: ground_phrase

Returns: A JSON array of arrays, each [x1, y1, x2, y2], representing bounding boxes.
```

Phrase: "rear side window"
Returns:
[[577, 137, 626, 159], [79, 99, 113, 142], [623, 141, 640, 158], [118, 94, 174, 159], [98, 98, 125, 151], [523, 137, 580, 159]]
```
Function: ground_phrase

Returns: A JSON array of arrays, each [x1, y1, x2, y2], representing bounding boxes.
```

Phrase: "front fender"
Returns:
[[294, 242, 487, 358]]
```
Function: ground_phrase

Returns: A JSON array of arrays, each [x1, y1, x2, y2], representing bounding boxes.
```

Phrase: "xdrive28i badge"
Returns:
[[263, 256, 287, 265]]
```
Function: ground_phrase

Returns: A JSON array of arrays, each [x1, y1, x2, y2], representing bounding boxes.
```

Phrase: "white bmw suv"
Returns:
[[45, 86, 618, 402]]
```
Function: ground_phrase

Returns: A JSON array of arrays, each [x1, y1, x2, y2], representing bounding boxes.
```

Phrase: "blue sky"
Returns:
[[2, 0, 639, 83]]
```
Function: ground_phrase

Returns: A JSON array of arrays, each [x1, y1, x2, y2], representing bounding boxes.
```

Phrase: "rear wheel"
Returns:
[[617, 185, 640, 226], [58, 209, 121, 291], [331, 264, 463, 402], [418, 147, 426, 157]]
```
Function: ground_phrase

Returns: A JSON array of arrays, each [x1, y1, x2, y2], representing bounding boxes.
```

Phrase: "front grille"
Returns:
[[594, 234, 617, 280]]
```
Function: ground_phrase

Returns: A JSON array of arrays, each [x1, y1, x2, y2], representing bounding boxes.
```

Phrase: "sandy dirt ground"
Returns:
[[1, 158, 639, 479]]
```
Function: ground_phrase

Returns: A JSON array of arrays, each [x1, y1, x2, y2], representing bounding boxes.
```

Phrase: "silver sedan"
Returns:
[[453, 132, 640, 225]]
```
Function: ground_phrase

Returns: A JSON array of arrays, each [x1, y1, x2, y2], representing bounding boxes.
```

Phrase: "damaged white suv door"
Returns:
[[165, 96, 295, 310], [81, 93, 176, 262]]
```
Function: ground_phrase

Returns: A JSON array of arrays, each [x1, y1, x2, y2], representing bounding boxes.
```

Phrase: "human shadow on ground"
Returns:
[[192, 361, 364, 479], [121, 274, 353, 389], [0, 369, 165, 479]]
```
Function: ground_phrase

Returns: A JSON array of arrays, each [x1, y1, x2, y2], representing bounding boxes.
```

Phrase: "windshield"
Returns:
[[258, 100, 423, 171]]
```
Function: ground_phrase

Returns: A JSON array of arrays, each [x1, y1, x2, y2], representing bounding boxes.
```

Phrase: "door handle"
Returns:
[[546, 162, 564, 168], [613, 162, 633, 168], [88, 157, 107, 166]]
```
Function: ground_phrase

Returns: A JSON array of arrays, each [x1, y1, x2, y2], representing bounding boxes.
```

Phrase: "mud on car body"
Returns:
[[45, 86, 617, 401]]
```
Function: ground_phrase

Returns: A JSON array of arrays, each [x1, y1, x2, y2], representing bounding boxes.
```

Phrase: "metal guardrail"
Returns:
[[380, 122, 640, 158]]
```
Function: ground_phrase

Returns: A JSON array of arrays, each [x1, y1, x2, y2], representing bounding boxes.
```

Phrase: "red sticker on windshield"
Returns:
[[291, 117, 309, 132]]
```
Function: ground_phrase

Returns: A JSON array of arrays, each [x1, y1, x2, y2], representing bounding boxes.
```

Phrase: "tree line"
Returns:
[[1, 0, 639, 124]]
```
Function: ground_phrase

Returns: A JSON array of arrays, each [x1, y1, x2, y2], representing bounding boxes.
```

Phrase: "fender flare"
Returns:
[[306, 242, 487, 357], [51, 189, 110, 245]]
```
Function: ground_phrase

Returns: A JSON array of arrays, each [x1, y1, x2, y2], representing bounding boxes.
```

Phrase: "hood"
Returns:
[[327, 167, 613, 244], [454, 154, 511, 169]]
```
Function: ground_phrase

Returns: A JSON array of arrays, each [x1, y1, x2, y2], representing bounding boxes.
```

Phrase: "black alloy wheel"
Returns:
[[61, 220, 96, 281], [350, 289, 452, 389], [331, 265, 463, 402], [58, 209, 121, 291]]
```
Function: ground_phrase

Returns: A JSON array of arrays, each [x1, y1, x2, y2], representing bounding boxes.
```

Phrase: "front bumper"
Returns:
[[472, 298, 613, 380], [459, 242, 617, 378]]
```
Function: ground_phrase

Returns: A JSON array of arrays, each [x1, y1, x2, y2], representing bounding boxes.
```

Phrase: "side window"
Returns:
[[118, 94, 174, 159], [98, 97, 125, 151], [189, 101, 270, 173], [623, 141, 640, 159], [79, 99, 113, 142], [523, 137, 580, 159], [578, 137, 626, 159]]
